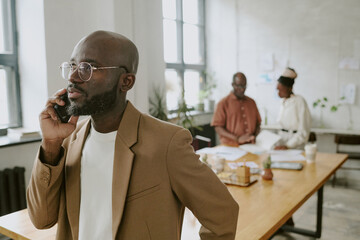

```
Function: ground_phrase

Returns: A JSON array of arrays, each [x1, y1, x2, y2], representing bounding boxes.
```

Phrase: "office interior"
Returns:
[[0, 0, 359, 239]]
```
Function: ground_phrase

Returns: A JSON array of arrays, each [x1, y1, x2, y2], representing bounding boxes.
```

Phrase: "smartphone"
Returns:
[[54, 93, 71, 123]]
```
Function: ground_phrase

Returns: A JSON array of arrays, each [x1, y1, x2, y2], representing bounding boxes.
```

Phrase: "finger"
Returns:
[[47, 89, 67, 106], [55, 88, 67, 97], [44, 105, 59, 121], [39, 109, 52, 121]]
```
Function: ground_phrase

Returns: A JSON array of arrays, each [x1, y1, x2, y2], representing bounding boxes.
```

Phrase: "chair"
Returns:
[[191, 135, 211, 151], [332, 134, 360, 187]]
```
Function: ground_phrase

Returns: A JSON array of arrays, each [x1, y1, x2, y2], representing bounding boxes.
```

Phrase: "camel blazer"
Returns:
[[27, 101, 239, 240]]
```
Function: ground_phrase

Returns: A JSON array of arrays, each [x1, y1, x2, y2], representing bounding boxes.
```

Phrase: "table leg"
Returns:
[[280, 186, 323, 238]]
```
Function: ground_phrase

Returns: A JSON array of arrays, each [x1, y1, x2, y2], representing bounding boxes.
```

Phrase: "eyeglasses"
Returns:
[[59, 62, 128, 82]]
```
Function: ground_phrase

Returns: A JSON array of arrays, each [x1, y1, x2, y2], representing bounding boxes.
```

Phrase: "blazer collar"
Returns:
[[112, 101, 141, 239], [65, 118, 91, 240], [65, 101, 141, 240], [116, 101, 140, 148]]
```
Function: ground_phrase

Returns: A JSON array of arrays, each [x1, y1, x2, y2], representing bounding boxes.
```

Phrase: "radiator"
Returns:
[[0, 167, 27, 216]]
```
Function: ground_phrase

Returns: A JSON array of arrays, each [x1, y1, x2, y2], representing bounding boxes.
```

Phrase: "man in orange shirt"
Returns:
[[211, 72, 261, 146]]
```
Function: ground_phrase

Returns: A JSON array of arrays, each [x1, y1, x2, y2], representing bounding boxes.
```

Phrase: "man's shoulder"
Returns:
[[140, 113, 184, 133], [244, 95, 257, 105], [218, 93, 234, 104], [292, 94, 307, 104]]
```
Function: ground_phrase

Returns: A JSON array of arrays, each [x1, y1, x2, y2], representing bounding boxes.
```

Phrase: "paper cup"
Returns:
[[305, 144, 317, 163]]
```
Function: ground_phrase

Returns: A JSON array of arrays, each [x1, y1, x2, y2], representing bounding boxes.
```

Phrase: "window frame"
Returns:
[[163, 0, 207, 112], [0, 0, 22, 129]]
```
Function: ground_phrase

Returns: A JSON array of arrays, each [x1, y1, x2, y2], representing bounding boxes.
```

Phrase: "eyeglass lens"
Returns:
[[60, 62, 93, 81]]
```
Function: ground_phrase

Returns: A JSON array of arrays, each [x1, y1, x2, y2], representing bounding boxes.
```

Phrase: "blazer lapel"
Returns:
[[112, 101, 140, 239], [65, 119, 91, 240]]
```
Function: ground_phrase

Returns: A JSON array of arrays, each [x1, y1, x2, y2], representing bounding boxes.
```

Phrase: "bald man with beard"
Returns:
[[26, 31, 238, 240], [212, 72, 261, 146]]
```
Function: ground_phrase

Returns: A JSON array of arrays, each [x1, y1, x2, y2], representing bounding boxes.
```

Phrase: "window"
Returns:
[[0, 0, 21, 129], [162, 0, 206, 111]]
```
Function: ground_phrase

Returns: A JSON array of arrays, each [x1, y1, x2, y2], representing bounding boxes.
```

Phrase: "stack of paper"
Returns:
[[227, 161, 259, 170], [239, 130, 281, 154], [7, 128, 41, 141], [196, 146, 247, 161], [270, 150, 306, 162]]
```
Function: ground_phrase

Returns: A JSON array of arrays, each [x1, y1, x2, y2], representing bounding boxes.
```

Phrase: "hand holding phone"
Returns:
[[40, 90, 77, 165], [54, 93, 71, 123]]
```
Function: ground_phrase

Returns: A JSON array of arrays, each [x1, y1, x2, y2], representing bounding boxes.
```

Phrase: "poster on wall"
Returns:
[[338, 57, 360, 70], [259, 53, 274, 71], [340, 83, 356, 104], [257, 72, 276, 85]]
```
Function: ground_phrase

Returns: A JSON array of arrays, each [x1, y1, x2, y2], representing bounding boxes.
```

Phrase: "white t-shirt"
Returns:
[[78, 126, 117, 240], [277, 94, 311, 149]]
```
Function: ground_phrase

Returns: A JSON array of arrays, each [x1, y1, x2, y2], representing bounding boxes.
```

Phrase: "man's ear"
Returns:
[[119, 73, 136, 92]]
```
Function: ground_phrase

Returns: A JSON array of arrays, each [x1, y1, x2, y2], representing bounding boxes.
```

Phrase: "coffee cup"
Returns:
[[305, 144, 317, 163]]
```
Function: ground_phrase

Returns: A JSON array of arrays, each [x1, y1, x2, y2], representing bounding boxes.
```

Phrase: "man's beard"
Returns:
[[67, 85, 118, 116]]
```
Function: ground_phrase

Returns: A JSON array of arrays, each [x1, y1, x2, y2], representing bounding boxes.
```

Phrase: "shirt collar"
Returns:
[[282, 93, 295, 104], [230, 91, 247, 101]]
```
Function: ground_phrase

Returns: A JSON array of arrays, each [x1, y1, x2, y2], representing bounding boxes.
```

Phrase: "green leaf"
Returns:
[[330, 106, 338, 112], [321, 104, 326, 108], [323, 97, 328, 102], [313, 102, 318, 108]]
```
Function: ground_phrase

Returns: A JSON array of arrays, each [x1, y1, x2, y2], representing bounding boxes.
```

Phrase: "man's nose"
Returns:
[[69, 69, 83, 83]]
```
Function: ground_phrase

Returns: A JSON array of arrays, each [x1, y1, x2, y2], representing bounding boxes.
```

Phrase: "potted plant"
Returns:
[[176, 98, 202, 135], [149, 86, 168, 121], [197, 91, 206, 112], [313, 96, 346, 128], [200, 71, 217, 112], [261, 156, 273, 180], [312, 97, 328, 128]]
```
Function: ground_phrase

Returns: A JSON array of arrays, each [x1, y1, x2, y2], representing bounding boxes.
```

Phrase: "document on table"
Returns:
[[239, 130, 282, 154], [228, 161, 259, 170], [196, 146, 247, 161], [239, 144, 267, 154], [270, 149, 306, 161]]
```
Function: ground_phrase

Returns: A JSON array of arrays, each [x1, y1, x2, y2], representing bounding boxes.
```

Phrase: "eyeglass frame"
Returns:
[[59, 61, 129, 82]]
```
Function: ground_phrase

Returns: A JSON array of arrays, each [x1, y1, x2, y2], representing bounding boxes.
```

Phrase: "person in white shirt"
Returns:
[[275, 68, 311, 150]]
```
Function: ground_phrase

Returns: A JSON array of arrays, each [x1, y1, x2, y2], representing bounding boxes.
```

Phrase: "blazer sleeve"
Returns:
[[26, 146, 66, 229], [166, 128, 239, 240]]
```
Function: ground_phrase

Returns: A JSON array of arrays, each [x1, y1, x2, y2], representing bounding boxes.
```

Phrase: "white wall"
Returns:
[[206, 0, 238, 102], [1, 0, 165, 186], [207, 0, 360, 130], [4, 0, 360, 186], [42, 0, 165, 113]]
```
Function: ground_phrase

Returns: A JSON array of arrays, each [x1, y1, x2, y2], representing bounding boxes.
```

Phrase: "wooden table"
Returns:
[[0, 152, 347, 240], [0, 209, 56, 240]]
